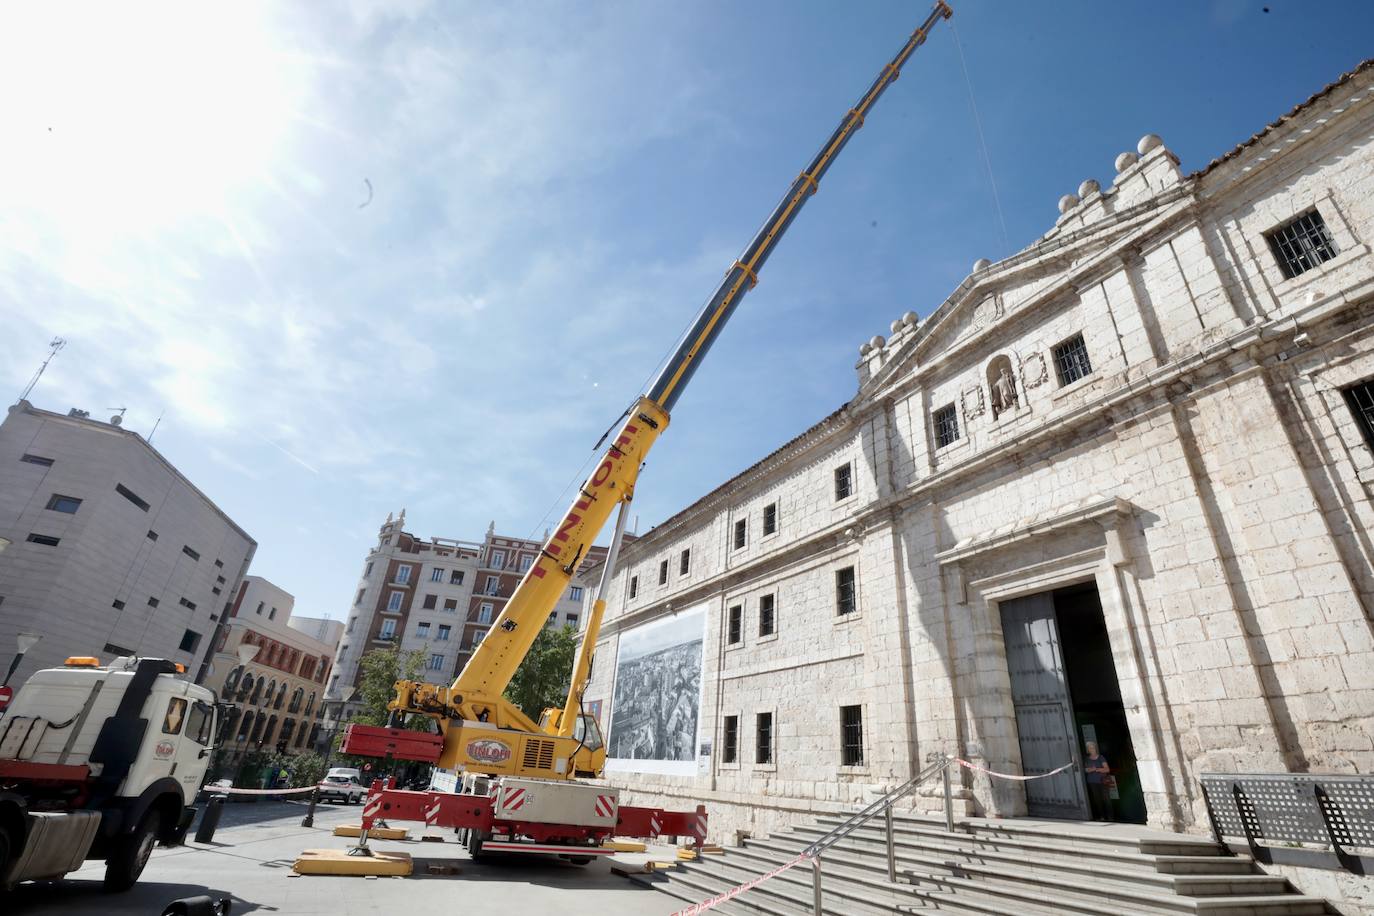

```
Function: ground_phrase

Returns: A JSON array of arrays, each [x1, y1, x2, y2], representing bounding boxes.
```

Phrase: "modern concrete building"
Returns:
[[582, 61, 1374, 844], [202, 576, 340, 758], [0, 400, 255, 687], [323, 512, 602, 722]]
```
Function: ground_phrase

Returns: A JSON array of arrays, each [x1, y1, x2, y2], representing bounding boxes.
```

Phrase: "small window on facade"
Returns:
[[722, 715, 739, 764], [214, 559, 224, 569], [450, 570, 464, 585], [268, 606, 276, 620], [659, 560, 669, 586], [762, 502, 777, 536], [428, 654, 445, 671], [444, 598, 458, 612], [45, 494, 82, 514], [147, 596, 160, 608], [115, 483, 150, 511], [365, 561, 374, 577], [484, 576, 500, 596], [733, 518, 747, 550], [417, 622, 431, 638], [629, 576, 639, 599], [179, 629, 202, 653], [756, 712, 774, 765], [841, 705, 864, 766], [1266, 209, 1339, 279], [478, 603, 494, 624], [680, 549, 691, 576], [423, 594, 437, 609], [112, 599, 126, 610], [472, 628, 487, 646], [379, 618, 397, 640], [934, 404, 960, 449], [179, 597, 196, 610], [759, 594, 776, 637], [146, 529, 159, 541], [430, 567, 444, 582], [437, 625, 451, 641], [1342, 378, 1374, 449], [212, 586, 221, 596], [26, 533, 60, 546], [182, 545, 200, 561], [256, 601, 264, 615], [21, 453, 55, 467], [836, 566, 856, 616], [727, 604, 743, 644], [387, 591, 403, 612], [347, 617, 356, 634], [834, 463, 852, 501], [396, 565, 412, 584], [490, 550, 505, 569], [566, 614, 579, 628], [1052, 333, 1093, 387], [355, 588, 365, 605], [519, 554, 533, 572], [569, 586, 584, 602]]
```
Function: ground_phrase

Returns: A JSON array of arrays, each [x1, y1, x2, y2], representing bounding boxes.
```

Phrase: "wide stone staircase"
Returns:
[[632, 811, 1333, 915]]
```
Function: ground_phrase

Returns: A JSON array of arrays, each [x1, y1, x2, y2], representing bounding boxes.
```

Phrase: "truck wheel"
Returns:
[[466, 829, 485, 860], [104, 810, 162, 892], [0, 827, 12, 892]]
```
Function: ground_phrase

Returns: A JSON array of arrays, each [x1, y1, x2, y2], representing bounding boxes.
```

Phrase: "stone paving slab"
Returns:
[[4, 799, 687, 915]]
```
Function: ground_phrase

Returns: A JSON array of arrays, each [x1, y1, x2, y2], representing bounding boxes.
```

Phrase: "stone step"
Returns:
[[736, 834, 1292, 909], [780, 824, 1267, 887], [675, 851, 919, 916], [640, 855, 920, 916], [628, 869, 755, 916]]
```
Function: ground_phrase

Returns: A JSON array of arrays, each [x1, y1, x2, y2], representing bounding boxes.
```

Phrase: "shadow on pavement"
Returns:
[[4, 879, 269, 915]]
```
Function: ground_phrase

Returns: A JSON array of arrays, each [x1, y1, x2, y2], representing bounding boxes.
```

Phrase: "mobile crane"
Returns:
[[333, 1, 952, 865]]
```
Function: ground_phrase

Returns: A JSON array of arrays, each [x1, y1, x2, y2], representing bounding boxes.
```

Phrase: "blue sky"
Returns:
[[2, 1, 1370, 622]]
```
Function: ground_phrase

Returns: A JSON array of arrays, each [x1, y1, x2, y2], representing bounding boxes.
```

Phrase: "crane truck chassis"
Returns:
[[0, 655, 218, 892], [328, 1, 952, 869]]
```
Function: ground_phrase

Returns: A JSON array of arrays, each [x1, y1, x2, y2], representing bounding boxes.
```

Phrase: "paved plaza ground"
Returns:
[[5, 799, 686, 915]]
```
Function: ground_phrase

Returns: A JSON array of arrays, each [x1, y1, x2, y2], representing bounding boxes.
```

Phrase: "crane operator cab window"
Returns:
[[574, 713, 604, 752]]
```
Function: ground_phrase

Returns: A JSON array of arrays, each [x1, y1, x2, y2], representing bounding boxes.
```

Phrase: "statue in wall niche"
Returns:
[[990, 363, 1018, 417]]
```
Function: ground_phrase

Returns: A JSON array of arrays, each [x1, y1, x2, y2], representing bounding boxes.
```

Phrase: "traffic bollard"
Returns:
[[194, 795, 226, 844], [301, 788, 319, 828]]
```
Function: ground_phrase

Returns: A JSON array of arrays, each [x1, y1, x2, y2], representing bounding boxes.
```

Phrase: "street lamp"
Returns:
[[3, 633, 42, 687], [302, 686, 355, 828]]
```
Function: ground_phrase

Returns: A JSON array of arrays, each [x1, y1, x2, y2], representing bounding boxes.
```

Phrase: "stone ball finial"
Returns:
[[972, 257, 992, 273], [902, 311, 919, 327], [859, 342, 872, 357], [869, 335, 886, 351], [1058, 193, 1080, 214], [1137, 133, 1163, 156], [890, 319, 903, 334], [1077, 179, 1100, 198], [1114, 151, 1138, 172]]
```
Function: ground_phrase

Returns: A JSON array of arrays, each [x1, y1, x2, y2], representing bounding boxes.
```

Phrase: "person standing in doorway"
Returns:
[[1084, 740, 1112, 821]]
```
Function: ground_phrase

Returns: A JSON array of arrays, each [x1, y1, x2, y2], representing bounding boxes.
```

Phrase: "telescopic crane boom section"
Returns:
[[344, 2, 953, 782]]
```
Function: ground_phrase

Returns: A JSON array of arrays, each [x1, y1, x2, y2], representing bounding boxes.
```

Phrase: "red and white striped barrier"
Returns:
[[593, 793, 617, 819], [424, 798, 442, 827], [669, 851, 811, 916], [649, 813, 662, 835], [502, 786, 527, 812], [362, 795, 384, 820], [952, 758, 1075, 781]]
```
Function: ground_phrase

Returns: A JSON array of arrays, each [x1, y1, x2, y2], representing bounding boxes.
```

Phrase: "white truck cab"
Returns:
[[0, 656, 218, 892]]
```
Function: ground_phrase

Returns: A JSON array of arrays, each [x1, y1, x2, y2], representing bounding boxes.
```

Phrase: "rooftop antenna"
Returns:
[[106, 406, 127, 427], [18, 337, 66, 403], [148, 409, 165, 443]]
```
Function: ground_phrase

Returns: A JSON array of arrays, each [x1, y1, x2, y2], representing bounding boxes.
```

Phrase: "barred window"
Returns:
[[1052, 333, 1093, 386], [841, 705, 864, 766], [758, 594, 776, 637], [659, 559, 669, 585], [1266, 209, 1339, 279], [727, 604, 742, 644], [835, 566, 856, 616], [733, 518, 747, 550], [762, 502, 777, 536], [680, 548, 691, 576], [629, 575, 638, 599], [756, 712, 773, 765], [834, 463, 852, 500], [722, 715, 739, 764], [933, 403, 960, 449], [1343, 378, 1374, 449]]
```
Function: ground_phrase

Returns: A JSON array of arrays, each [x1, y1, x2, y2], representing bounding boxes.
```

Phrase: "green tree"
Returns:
[[330, 646, 432, 769], [505, 624, 579, 722]]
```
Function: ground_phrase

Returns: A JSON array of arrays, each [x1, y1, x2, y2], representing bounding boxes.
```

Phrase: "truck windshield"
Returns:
[[187, 701, 214, 745]]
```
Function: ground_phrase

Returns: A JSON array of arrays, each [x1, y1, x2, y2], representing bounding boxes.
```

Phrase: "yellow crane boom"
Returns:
[[380, 1, 953, 781]]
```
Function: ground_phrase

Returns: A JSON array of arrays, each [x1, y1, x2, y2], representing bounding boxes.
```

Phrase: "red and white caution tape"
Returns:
[[200, 784, 320, 796], [952, 758, 1075, 781], [669, 851, 812, 916]]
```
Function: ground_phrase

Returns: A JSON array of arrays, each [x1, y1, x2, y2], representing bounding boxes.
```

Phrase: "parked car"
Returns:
[[316, 768, 366, 804]]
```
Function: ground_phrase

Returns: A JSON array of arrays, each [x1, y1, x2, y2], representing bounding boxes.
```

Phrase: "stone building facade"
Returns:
[[584, 62, 1374, 841], [203, 575, 340, 758], [0, 400, 255, 687]]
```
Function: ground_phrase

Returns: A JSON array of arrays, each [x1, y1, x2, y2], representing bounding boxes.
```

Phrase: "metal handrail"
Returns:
[[803, 754, 956, 915]]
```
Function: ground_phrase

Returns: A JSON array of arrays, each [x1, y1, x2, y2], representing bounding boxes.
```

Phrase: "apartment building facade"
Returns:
[[202, 575, 340, 757], [582, 62, 1374, 842], [0, 400, 255, 687]]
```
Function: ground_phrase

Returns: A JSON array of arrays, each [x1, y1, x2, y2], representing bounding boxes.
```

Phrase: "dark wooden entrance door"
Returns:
[[1000, 592, 1088, 819]]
